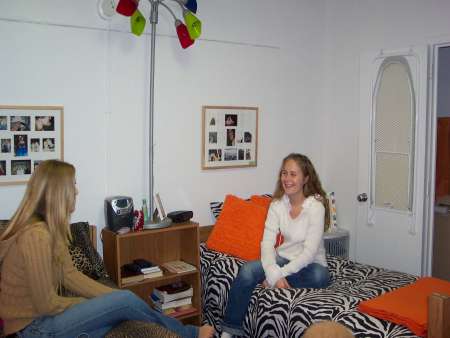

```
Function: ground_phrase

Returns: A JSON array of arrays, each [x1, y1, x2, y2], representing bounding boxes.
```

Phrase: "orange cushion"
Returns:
[[358, 277, 450, 337], [206, 194, 267, 261], [250, 195, 272, 212]]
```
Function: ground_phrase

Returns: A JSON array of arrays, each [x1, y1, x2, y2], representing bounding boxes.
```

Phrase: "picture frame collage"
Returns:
[[0, 105, 64, 185], [202, 106, 258, 169]]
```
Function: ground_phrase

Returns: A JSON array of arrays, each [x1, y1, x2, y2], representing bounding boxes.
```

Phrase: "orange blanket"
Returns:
[[358, 277, 450, 337]]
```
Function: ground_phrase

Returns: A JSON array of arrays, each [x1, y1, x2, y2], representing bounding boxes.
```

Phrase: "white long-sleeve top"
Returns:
[[261, 194, 327, 286]]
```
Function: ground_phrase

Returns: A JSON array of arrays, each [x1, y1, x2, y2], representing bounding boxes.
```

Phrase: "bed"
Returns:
[[199, 226, 449, 338]]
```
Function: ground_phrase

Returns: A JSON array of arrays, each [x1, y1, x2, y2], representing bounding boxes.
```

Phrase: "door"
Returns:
[[356, 46, 428, 276]]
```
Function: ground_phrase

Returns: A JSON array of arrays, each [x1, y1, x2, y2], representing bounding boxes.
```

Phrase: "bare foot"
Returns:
[[199, 325, 215, 338]]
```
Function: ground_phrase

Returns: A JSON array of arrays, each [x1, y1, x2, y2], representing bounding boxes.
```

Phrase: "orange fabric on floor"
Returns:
[[357, 277, 450, 337]]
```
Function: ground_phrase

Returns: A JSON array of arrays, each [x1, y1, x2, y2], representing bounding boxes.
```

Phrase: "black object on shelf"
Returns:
[[167, 210, 193, 223]]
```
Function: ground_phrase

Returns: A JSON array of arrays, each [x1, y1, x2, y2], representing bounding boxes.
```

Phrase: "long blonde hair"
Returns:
[[1, 160, 76, 257], [273, 153, 330, 231]]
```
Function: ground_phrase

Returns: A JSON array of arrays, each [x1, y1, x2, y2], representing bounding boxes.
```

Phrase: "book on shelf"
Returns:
[[125, 259, 162, 274], [162, 260, 197, 274], [162, 305, 197, 318], [151, 294, 192, 310], [121, 267, 145, 285], [134, 258, 162, 273], [141, 266, 161, 274], [143, 270, 163, 279], [120, 264, 163, 284], [152, 281, 193, 303]]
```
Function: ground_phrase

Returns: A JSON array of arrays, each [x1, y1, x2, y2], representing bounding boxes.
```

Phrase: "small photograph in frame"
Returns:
[[10, 116, 31, 131], [244, 131, 252, 143], [0, 105, 64, 185], [226, 129, 236, 146], [43, 138, 55, 152], [35, 116, 55, 131], [224, 148, 237, 161], [208, 132, 217, 144], [238, 149, 245, 160], [245, 149, 251, 160], [225, 114, 237, 126], [0, 116, 7, 130], [11, 160, 31, 175], [202, 106, 258, 169], [0, 160, 6, 176], [14, 135, 28, 157], [1, 139, 11, 153], [154, 193, 166, 220], [208, 149, 222, 162], [30, 138, 40, 152]]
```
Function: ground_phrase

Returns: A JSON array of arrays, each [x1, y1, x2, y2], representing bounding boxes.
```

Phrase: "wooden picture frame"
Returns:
[[201, 106, 258, 169], [154, 193, 167, 219], [0, 105, 64, 185]]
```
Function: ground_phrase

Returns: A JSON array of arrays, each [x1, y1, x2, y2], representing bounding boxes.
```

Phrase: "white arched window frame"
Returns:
[[370, 56, 416, 213]]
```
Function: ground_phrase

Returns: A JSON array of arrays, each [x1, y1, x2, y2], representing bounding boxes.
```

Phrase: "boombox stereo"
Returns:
[[105, 196, 134, 233]]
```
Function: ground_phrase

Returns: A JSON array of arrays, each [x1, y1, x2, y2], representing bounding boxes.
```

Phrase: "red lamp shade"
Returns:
[[116, 0, 138, 17], [176, 20, 194, 49]]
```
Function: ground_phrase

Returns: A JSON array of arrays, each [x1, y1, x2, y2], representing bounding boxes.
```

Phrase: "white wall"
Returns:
[[320, 0, 450, 259], [0, 1, 328, 250], [438, 46, 450, 117]]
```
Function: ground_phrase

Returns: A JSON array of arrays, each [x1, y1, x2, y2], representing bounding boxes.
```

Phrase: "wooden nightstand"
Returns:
[[102, 221, 201, 325]]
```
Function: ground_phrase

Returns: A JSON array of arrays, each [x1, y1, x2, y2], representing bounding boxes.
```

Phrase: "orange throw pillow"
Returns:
[[250, 195, 272, 213], [206, 195, 267, 261], [358, 277, 450, 337]]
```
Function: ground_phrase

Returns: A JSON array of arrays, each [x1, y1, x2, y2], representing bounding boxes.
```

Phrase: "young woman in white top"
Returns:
[[220, 153, 330, 338]]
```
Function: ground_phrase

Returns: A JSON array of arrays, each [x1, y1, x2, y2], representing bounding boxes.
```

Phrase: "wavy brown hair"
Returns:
[[1, 160, 76, 261], [273, 153, 330, 231]]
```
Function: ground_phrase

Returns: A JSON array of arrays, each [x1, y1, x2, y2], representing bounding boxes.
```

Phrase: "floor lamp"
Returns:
[[98, 0, 201, 227]]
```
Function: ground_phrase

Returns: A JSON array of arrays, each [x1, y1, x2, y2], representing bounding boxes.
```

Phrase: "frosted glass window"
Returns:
[[372, 58, 415, 211]]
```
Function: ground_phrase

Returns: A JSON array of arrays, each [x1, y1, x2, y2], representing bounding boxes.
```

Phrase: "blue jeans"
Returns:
[[17, 290, 198, 338], [222, 256, 330, 336]]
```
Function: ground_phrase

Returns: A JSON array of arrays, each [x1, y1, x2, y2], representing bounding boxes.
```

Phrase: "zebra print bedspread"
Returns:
[[200, 243, 419, 338]]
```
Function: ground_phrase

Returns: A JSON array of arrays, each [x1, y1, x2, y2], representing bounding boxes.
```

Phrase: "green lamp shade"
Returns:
[[131, 9, 146, 36], [183, 10, 201, 39]]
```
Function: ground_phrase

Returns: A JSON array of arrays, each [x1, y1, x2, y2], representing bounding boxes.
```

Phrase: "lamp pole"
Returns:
[[148, 0, 158, 217]]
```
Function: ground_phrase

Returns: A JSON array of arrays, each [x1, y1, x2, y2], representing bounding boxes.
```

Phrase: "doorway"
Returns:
[[432, 46, 450, 281], [357, 46, 428, 276]]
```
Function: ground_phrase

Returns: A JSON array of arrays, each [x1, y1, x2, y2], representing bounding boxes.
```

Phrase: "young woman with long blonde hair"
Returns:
[[220, 153, 330, 338], [0, 160, 213, 338]]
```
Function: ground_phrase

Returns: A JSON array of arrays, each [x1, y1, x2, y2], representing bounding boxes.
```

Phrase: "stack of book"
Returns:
[[134, 258, 163, 278], [151, 281, 196, 318], [161, 260, 197, 274], [121, 259, 163, 285]]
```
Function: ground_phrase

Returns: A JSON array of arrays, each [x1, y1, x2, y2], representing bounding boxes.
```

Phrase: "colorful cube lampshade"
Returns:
[[175, 20, 194, 49], [180, 0, 197, 14], [131, 9, 146, 36], [183, 10, 201, 39], [116, 0, 138, 16]]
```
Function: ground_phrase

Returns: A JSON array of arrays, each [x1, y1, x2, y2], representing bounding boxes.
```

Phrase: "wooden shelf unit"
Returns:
[[102, 222, 201, 325]]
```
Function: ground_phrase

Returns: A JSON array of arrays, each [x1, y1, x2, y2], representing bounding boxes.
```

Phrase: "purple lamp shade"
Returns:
[[176, 20, 194, 49], [116, 0, 139, 17]]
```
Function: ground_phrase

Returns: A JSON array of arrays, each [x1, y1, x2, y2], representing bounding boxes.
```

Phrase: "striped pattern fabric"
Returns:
[[200, 244, 418, 338]]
